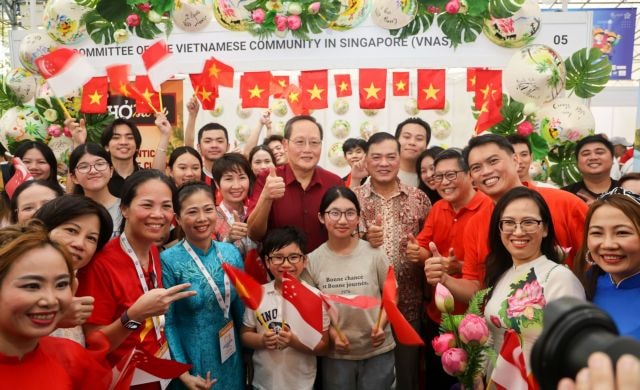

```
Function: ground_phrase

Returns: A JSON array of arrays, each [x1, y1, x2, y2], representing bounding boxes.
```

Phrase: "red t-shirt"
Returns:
[[77, 238, 165, 367], [462, 186, 587, 284], [416, 191, 492, 322], [248, 164, 343, 252]]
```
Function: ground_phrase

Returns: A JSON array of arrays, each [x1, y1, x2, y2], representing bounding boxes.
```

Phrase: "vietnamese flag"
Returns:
[[203, 57, 234, 88], [381, 266, 424, 346], [35, 47, 94, 97], [240, 71, 271, 108], [221, 263, 263, 310], [334, 74, 352, 97], [299, 70, 328, 109], [359, 68, 387, 109], [282, 272, 324, 350], [393, 72, 410, 96], [80, 76, 108, 114], [475, 92, 503, 134], [133, 76, 161, 115], [111, 347, 191, 390], [270, 75, 289, 98], [417, 69, 445, 110], [466, 67, 481, 92], [244, 249, 269, 285], [4, 157, 33, 199], [284, 84, 308, 115], [141, 40, 173, 91], [474, 69, 502, 110], [189, 73, 218, 110], [106, 64, 132, 97]]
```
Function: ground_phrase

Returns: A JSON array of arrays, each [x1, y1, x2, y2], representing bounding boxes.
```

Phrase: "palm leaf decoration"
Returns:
[[0, 77, 23, 116], [548, 143, 582, 186], [80, 112, 115, 144], [437, 13, 483, 48], [564, 48, 611, 99], [487, 0, 524, 19], [389, 4, 434, 39], [82, 9, 120, 45], [75, 0, 99, 6]]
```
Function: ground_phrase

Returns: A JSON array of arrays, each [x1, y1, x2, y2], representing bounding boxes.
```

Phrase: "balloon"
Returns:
[[436, 100, 450, 116], [483, 0, 541, 48], [404, 98, 419, 116], [0, 106, 48, 152], [19, 32, 57, 73], [535, 98, 595, 145], [173, 0, 213, 32], [47, 134, 74, 169], [327, 142, 348, 167], [359, 121, 379, 140], [212, 0, 249, 31], [43, 0, 89, 44], [331, 0, 373, 31], [5, 68, 37, 103], [432, 119, 452, 140], [236, 103, 252, 118], [270, 99, 288, 117], [209, 103, 224, 117], [371, 0, 416, 30], [235, 124, 251, 142], [333, 98, 350, 115], [504, 44, 566, 106], [362, 109, 379, 117], [331, 120, 351, 139]]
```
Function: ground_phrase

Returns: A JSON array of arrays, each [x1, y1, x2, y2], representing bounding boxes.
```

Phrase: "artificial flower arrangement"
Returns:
[[432, 283, 494, 389], [244, 0, 341, 40]]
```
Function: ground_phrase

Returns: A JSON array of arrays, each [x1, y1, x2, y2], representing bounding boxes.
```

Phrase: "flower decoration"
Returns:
[[244, 0, 342, 39], [498, 268, 546, 332], [432, 283, 493, 389]]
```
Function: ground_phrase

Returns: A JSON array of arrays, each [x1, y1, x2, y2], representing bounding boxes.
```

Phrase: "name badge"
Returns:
[[219, 321, 236, 364]]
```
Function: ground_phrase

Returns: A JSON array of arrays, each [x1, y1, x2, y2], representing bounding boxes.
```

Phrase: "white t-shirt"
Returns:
[[397, 169, 419, 188], [243, 281, 329, 390]]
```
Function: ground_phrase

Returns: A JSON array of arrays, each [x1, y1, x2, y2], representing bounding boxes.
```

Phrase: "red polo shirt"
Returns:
[[248, 164, 342, 252], [417, 191, 492, 322], [461, 186, 587, 284]]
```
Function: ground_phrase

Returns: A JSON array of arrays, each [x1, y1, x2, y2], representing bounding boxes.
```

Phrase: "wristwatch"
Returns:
[[120, 310, 142, 330]]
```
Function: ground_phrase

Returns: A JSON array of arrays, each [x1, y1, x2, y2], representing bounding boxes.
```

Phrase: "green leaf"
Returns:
[[149, 0, 174, 14], [97, 0, 131, 22], [528, 132, 549, 161], [0, 77, 24, 114], [437, 13, 483, 48], [75, 0, 99, 7], [390, 12, 434, 39], [487, 0, 525, 19], [548, 143, 581, 186], [467, 288, 491, 315], [467, 0, 490, 16], [83, 9, 119, 45], [564, 48, 612, 99], [80, 113, 115, 144], [133, 14, 163, 39]]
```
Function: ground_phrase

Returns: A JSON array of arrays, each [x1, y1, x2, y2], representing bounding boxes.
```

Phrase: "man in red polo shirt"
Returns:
[[247, 115, 342, 253], [425, 134, 587, 303]]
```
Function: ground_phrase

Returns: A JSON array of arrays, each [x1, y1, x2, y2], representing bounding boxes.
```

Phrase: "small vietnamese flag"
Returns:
[[240, 71, 272, 108], [334, 74, 352, 97], [189, 73, 218, 110], [417, 69, 445, 110], [221, 263, 263, 310], [284, 84, 308, 115], [474, 69, 502, 110], [80, 76, 108, 114], [134, 76, 161, 115], [282, 272, 324, 350], [270, 75, 289, 98], [466, 67, 481, 92], [392, 72, 410, 96], [299, 70, 328, 109], [359, 68, 387, 109], [203, 57, 234, 88], [381, 266, 424, 346], [475, 93, 503, 134], [141, 40, 173, 91], [106, 64, 132, 97], [5, 157, 33, 199]]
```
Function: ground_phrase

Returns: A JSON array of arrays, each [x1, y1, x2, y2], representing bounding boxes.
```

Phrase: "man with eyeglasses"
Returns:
[[424, 134, 587, 305], [354, 132, 431, 390], [248, 115, 342, 253]]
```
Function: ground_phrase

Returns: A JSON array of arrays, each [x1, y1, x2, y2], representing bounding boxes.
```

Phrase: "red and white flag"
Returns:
[[141, 40, 174, 91], [35, 47, 94, 97], [5, 157, 33, 199], [490, 329, 536, 390], [282, 272, 323, 350], [320, 293, 380, 309], [110, 347, 191, 390]]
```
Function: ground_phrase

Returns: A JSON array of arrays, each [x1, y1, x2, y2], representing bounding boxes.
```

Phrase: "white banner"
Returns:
[[10, 12, 590, 74]]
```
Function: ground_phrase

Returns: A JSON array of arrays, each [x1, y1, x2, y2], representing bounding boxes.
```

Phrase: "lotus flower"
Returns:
[[137, 3, 151, 12], [441, 348, 468, 376], [147, 10, 162, 23], [287, 15, 301, 30], [288, 3, 302, 15], [126, 14, 140, 27], [445, 0, 460, 14], [275, 15, 288, 31], [458, 314, 489, 346], [113, 29, 129, 44], [43, 109, 58, 122], [432, 333, 456, 356], [435, 283, 455, 314], [47, 124, 62, 137], [308, 2, 321, 14], [251, 9, 266, 24], [517, 121, 534, 136]]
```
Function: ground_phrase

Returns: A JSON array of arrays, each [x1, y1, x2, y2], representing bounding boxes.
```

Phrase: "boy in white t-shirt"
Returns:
[[240, 226, 329, 390]]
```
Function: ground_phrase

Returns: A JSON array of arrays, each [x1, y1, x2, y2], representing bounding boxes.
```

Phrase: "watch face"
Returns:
[[124, 321, 141, 330]]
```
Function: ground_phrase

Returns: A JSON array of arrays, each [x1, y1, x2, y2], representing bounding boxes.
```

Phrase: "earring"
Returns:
[[585, 251, 595, 265]]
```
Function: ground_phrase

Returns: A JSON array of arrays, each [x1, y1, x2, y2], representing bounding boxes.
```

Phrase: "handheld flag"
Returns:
[[35, 47, 94, 97], [141, 40, 173, 91], [5, 157, 33, 199], [381, 266, 424, 346], [221, 263, 263, 310], [80, 76, 108, 114], [282, 272, 324, 350], [490, 329, 536, 390]]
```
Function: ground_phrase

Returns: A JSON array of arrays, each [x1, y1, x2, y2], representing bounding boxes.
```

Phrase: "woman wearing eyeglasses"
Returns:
[[574, 189, 640, 339], [305, 185, 395, 390], [483, 187, 584, 383], [69, 143, 122, 237]]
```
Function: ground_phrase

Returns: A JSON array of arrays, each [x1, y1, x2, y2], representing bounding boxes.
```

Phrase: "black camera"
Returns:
[[531, 297, 640, 389]]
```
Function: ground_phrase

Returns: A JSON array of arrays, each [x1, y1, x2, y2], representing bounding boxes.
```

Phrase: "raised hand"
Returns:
[[65, 117, 87, 147], [129, 283, 196, 321], [350, 159, 368, 186], [228, 210, 248, 242], [154, 112, 172, 135], [406, 233, 422, 262], [186, 95, 200, 116], [367, 215, 383, 248], [261, 167, 285, 200], [58, 296, 95, 327], [424, 242, 447, 285]]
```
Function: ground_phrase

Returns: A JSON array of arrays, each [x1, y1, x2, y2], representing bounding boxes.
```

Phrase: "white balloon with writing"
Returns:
[[535, 98, 595, 145], [483, 0, 541, 48], [43, 0, 89, 44], [371, 0, 417, 30], [5, 68, 37, 103], [173, 0, 213, 32], [19, 32, 58, 74]]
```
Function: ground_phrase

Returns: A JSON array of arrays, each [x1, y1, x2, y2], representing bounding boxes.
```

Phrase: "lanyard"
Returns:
[[120, 234, 163, 341], [182, 240, 231, 319]]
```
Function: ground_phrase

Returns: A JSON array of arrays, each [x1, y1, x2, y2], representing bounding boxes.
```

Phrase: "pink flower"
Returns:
[[458, 314, 489, 345], [432, 333, 456, 356], [445, 0, 460, 14], [275, 15, 288, 31], [517, 121, 534, 136], [566, 130, 581, 142], [427, 6, 440, 13], [47, 124, 62, 137], [287, 15, 301, 30], [441, 348, 468, 376], [63, 126, 72, 138], [307, 2, 321, 14], [490, 315, 502, 328], [251, 8, 266, 24], [137, 3, 151, 12], [126, 14, 140, 27], [506, 280, 546, 320], [435, 283, 455, 314]]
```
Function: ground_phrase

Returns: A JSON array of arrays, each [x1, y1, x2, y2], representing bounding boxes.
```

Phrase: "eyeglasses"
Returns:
[[324, 209, 359, 221], [598, 187, 640, 205], [433, 170, 465, 183], [290, 138, 322, 148], [499, 219, 543, 234], [266, 253, 305, 265], [75, 160, 110, 174]]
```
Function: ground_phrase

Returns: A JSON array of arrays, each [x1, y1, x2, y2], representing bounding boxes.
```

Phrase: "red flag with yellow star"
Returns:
[[270, 75, 289, 98], [474, 69, 502, 110], [203, 57, 234, 88], [106, 64, 131, 97], [299, 70, 328, 109], [475, 93, 503, 134], [240, 71, 271, 108], [284, 84, 308, 115], [417, 69, 445, 110], [189, 73, 218, 110], [80, 76, 108, 114], [392, 71, 410, 96], [466, 67, 480, 92], [133, 76, 161, 115], [334, 74, 352, 97], [359, 68, 387, 109]]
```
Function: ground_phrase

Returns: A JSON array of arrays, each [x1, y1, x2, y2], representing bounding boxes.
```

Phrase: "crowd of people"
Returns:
[[0, 101, 639, 390]]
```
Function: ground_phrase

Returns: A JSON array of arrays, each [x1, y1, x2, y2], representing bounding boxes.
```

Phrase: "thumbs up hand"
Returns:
[[366, 215, 383, 249], [406, 234, 424, 263], [228, 210, 248, 242], [424, 242, 447, 285], [261, 167, 285, 200]]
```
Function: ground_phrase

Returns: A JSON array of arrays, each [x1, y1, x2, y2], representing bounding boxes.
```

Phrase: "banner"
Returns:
[[591, 8, 636, 80]]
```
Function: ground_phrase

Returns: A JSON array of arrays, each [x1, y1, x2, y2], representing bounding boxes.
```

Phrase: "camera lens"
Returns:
[[532, 297, 640, 390]]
